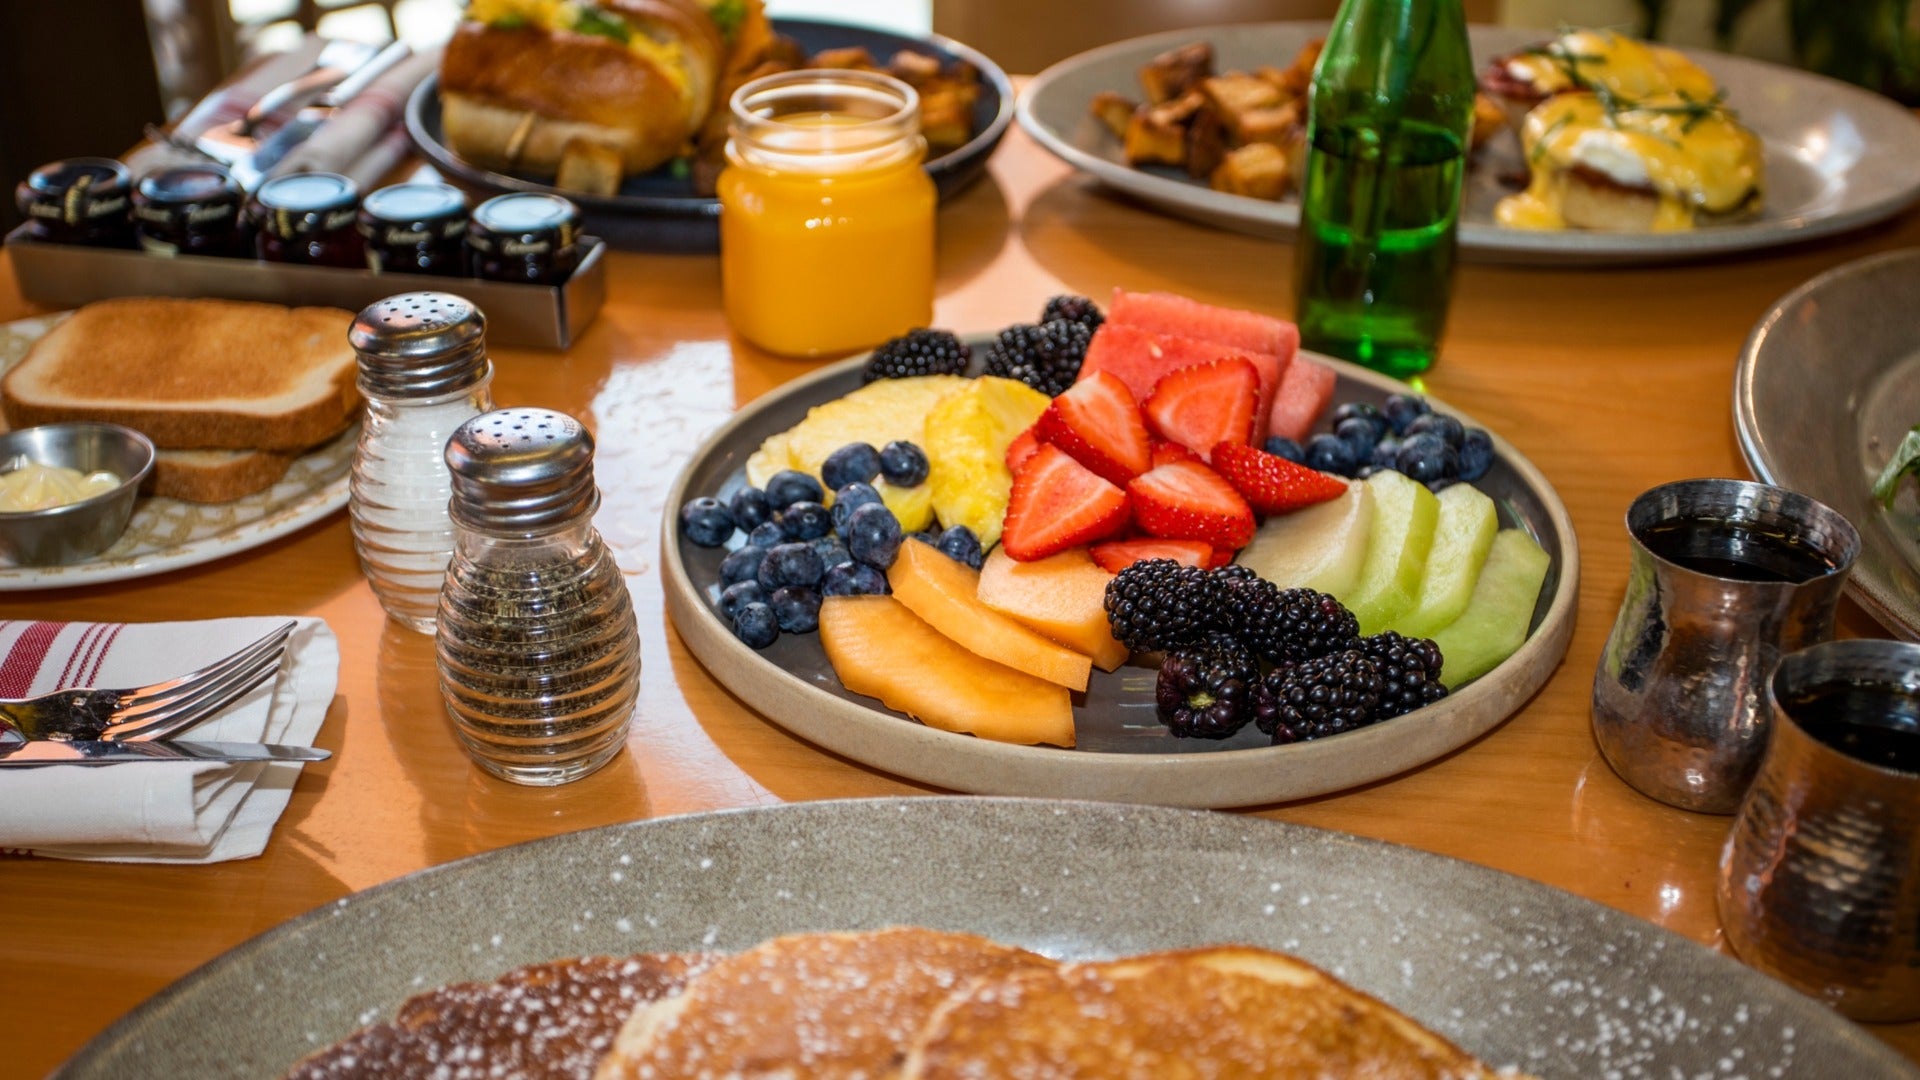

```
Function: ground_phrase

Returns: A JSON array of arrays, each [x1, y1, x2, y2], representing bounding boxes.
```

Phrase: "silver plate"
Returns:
[[1735, 247, 1920, 640], [1017, 23, 1920, 266], [50, 798, 1920, 1078]]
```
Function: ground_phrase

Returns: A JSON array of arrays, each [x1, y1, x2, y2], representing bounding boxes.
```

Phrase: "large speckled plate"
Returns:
[[1736, 248, 1920, 640], [1017, 23, 1920, 265], [50, 798, 1920, 1078], [660, 346, 1578, 808], [0, 315, 353, 590]]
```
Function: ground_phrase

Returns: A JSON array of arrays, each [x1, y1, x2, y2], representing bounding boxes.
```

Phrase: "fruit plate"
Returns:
[[52, 798, 1916, 1078], [660, 345, 1579, 808], [405, 19, 1015, 254], [1736, 247, 1920, 641], [1016, 22, 1920, 266]]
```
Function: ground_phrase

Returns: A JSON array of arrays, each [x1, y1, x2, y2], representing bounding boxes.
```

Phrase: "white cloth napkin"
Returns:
[[0, 616, 338, 864], [267, 47, 439, 188]]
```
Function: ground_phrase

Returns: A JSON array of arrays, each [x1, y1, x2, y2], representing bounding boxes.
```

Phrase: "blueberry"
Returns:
[[879, 440, 930, 487], [821, 442, 882, 491], [729, 487, 772, 531], [908, 530, 940, 547], [1334, 417, 1380, 459], [1332, 401, 1391, 442], [731, 602, 779, 649], [1304, 432, 1359, 476], [812, 535, 851, 570], [747, 520, 785, 549], [1263, 436, 1305, 464], [758, 542, 825, 590], [1396, 432, 1456, 483], [847, 503, 904, 569], [678, 497, 734, 547], [718, 580, 767, 622], [781, 500, 832, 541], [1371, 437, 1402, 470], [822, 562, 889, 597], [936, 525, 983, 569], [1457, 428, 1495, 482], [720, 544, 768, 587], [831, 482, 885, 536], [769, 585, 822, 634], [765, 469, 824, 511], [1383, 393, 1430, 435], [1405, 413, 1465, 448]]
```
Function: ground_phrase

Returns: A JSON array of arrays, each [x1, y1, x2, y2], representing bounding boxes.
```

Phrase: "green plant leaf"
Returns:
[[1871, 426, 1920, 509]]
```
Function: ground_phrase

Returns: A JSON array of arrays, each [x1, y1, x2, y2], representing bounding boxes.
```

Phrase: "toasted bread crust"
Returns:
[[151, 448, 297, 503], [1, 298, 361, 451]]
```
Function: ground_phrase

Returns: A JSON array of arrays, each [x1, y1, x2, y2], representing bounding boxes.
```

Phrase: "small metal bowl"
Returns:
[[0, 423, 155, 566]]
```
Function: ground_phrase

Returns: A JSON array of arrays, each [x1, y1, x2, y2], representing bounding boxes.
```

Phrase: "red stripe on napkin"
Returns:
[[58, 624, 103, 689], [0, 622, 62, 697], [84, 624, 124, 685]]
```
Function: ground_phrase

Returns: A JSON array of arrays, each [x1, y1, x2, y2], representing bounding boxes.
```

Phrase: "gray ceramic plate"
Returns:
[[1017, 23, 1920, 266], [660, 347, 1578, 808], [51, 798, 1920, 1078], [1736, 247, 1920, 640]]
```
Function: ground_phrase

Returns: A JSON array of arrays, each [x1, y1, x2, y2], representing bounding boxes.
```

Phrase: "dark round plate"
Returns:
[[406, 18, 1015, 252]]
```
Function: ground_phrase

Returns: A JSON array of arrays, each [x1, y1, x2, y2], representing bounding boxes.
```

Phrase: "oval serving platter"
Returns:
[[54, 798, 1917, 1079], [660, 345, 1578, 808]]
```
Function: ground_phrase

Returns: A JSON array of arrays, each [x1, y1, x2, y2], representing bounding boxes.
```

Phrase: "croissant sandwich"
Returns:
[[441, 0, 771, 181]]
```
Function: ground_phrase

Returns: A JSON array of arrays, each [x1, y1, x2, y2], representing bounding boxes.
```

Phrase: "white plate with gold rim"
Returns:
[[1017, 23, 1920, 265], [0, 314, 353, 591]]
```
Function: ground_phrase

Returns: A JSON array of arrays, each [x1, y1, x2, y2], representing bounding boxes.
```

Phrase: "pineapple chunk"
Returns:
[[924, 377, 1050, 549]]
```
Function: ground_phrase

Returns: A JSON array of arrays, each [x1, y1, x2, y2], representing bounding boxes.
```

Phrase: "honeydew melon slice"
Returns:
[[1235, 483, 1375, 598], [1345, 470, 1440, 635], [1430, 529, 1552, 690], [1395, 483, 1499, 638]]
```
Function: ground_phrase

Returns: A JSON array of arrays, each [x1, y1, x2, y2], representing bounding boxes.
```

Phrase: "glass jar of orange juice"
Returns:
[[719, 70, 936, 357]]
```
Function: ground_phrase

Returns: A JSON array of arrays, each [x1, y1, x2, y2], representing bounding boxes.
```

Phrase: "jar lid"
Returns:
[[18, 157, 133, 224], [360, 182, 469, 238], [137, 165, 240, 207], [468, 193, 580, 255], [349, 292, 491, 399], [446, 409, 599, 534], [251, 172, 359, 238]]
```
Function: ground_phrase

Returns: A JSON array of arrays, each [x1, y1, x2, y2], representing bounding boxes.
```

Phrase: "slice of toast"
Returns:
[[2, 297, 361, 451], [151, 447, 298, 504]]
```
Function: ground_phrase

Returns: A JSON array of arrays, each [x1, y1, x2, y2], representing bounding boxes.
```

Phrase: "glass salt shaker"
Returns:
[[348, 292, 496, 633], [435, 408, 639, 785]]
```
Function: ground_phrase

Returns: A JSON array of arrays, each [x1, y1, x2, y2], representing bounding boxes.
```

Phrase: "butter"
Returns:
[[0, 460, 120, 512]]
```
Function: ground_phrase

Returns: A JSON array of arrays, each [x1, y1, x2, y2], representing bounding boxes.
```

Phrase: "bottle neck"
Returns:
[[1315, 0, 1473, 128]]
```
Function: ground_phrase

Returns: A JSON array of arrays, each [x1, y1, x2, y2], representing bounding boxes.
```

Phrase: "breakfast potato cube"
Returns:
[[921, 85, 974, 150], [1210, 143, 1289, 200], [1139, 42, 1213, 104], [1470, 92, 1506, 150], [1185, 104, 1228, 179], [1124, 106, 1188, 167], [811, 46, 879, 71], [1228, 101, 1302, 148], [1200, 73, 1282, 119], [1090, 91, 1137, 139], [888, 49, 944, 87]]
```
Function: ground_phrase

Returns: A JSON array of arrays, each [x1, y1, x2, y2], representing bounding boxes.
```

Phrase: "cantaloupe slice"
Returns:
[[976, 547, 1128, 672], [888, 539, 1093, 691], [820, 595, 1076, 747]]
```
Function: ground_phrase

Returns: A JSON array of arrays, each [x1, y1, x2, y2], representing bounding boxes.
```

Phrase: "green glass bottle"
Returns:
[[1292, 0, 1475, 379]]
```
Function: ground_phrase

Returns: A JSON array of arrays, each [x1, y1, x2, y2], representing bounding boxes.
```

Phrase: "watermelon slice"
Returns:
[[1268, 358, 1337, 443], [1079, 323, 1286, 443], [1108, 289, 1301, 359]]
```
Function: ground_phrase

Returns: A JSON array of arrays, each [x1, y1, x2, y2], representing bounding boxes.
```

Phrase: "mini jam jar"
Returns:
[[359, 182, 469, 275], [466, 193, 581, 285], [133, 165, 245, 258], [15, 157, 136, 248], [248, 172, 363, 267]]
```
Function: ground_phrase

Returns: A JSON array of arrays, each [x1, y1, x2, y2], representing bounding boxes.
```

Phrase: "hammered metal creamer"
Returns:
[[1719, 639, 1920, 1022], [1591, 479, 1858, 813]]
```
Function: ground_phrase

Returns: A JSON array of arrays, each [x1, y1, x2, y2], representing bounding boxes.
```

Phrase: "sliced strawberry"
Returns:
[[1002, 444, 1131, 562], [1090, 538, 1214, 574], [1210, 441, 1348, 515], [1142, 357, 1260, 463], [1149, 440, 1199, 468], [1207, 548, 1236, 569], [1034, 370, 1151, 486], [1006, 426, 1042, 473], [1126, 460, 1256, 551]]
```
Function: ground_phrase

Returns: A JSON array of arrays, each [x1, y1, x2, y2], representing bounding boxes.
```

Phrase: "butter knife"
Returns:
[[0, 740, 330, 766]]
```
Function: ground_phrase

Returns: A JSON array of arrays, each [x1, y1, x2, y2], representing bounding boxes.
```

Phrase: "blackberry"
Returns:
[[984, 319, 1091, 396], [1041, 294, 1104, 331], [1220, 575, 1359, 665], [863, 329, 971, 383], [1355, 632, 1448, 721], [1254, 650, 1383, 744], [1155, 634, 1259, 739], [1104, 559, 1227, 652]]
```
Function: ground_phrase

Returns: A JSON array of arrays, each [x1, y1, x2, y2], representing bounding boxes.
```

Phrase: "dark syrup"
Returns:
[[1638, 517, 1840, 583], [1782, 679, 1920, 774]]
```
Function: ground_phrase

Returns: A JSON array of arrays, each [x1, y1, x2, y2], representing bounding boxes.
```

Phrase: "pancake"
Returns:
[[899, 945, 1511, 1080], [285, 952, 715, 1080], [594, 927, 1056, 1079]]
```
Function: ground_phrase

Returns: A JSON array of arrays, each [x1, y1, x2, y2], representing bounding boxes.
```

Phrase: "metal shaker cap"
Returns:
[[445, 408, 600, 534], [348, 292, 491, 399]]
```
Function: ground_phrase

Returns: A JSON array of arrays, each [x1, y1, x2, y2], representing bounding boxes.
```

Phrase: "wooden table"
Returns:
[[2, 123, 1917, 1077]]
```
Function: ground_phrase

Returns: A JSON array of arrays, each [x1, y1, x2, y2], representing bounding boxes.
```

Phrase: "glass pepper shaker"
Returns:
[[435, 408, 639, 785], [348, 292, 496, 633]]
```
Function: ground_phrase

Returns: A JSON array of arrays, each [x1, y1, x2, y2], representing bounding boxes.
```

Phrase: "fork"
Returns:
[[0, 621, 296, 743]]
